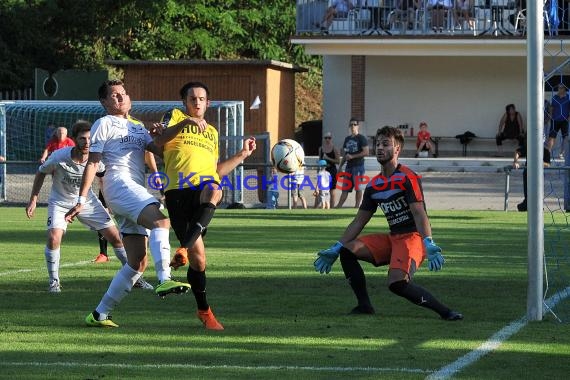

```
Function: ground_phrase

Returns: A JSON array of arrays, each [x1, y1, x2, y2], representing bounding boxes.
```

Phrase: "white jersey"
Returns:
[[317, 170, 332, 191], [292, 168, 305, 185], [38, 147, 104, 208], [89, 115, 152, 186]]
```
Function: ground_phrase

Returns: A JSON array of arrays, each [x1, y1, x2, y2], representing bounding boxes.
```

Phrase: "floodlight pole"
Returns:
[[526, 0, 544, 321]]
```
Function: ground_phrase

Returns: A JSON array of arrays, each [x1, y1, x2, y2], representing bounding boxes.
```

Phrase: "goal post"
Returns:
[[0, 100, 272, 207], [527, 0, 545, 321], [0, 103, 6, 201]]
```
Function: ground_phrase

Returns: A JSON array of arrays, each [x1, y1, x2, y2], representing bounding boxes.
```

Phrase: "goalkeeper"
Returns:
[[314, 126, 463, 321]]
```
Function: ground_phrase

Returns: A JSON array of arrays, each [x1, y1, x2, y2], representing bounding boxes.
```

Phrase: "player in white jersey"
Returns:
[[65, 79, 190, 328], [25, 120, 153, 292]]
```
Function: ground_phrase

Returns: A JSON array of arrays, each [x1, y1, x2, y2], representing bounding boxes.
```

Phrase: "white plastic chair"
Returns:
[[514, 0, 552, 36]]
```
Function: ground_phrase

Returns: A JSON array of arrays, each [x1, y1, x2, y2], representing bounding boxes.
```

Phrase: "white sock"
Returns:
[[149, 228, 171, 283], [95, 264, 141, 320], [113, 246, 128, 266], [44, 247, 60, 282]]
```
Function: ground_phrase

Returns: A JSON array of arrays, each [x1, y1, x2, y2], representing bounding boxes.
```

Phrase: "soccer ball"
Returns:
[[271, 139, 305, 174]]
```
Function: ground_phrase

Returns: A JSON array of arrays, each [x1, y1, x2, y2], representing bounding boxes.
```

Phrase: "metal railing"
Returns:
[[296, 0, 567, 37]]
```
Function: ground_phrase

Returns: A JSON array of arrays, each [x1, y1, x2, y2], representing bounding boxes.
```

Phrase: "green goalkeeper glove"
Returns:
[[423, 236, 445, 271], [314, 241, 343, 274]]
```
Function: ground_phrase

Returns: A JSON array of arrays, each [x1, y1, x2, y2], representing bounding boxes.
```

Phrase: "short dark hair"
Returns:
[[98, 79, 124, 100], [179, 81, 210, 99], [376, 125, 404, 149], [349, 118, 359, 125], [71, 119, 92, 138], [505, 104, 516, 112]]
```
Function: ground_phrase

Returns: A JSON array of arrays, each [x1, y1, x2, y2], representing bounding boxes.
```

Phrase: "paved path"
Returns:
[[324, 171, 523, 211]]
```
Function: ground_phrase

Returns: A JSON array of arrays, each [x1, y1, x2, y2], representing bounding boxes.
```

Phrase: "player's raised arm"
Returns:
[[217, 137, 256, 177], [64, 152, 101, 223], [26, 172, 47, 218]]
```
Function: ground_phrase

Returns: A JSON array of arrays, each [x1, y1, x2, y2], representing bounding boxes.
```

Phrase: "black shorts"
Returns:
[[550, 120, 569, 138], [326, 166, 338, 190], [164, 181, 219, 245]]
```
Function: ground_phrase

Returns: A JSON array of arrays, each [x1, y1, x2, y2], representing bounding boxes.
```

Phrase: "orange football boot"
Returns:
[[93, 253, 110, 263], [197, 307, 224, 330], [169, 247, 188, 270]]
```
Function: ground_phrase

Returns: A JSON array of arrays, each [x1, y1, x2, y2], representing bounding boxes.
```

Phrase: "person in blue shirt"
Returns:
[[548, 83, 570, 159], [337, 118, 369, 208]]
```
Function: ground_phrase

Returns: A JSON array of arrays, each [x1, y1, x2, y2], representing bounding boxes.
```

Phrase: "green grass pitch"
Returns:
[[0, 207, 569, 379]]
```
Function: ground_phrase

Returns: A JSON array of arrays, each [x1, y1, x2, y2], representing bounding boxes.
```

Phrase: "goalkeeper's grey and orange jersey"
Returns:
[[359, 164, 425, 235], [38, 147, 105, 208]]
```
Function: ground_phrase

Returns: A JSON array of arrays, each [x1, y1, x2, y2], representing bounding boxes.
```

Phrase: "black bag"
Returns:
[[455, 131, 476, 145]]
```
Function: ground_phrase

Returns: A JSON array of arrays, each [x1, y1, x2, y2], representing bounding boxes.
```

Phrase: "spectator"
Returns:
[[315, 159, 332, 209], [544, 99, 552, 138], [318, 131, 341, 207], [548, 83, 570, 159], [388, 0, 419, 31], [496, 104, 525, 156], [40, 126, 75, 163], [266, 166, 280, 209], [415, 121, 434, 157], [427, 0, 453, 33], [512, 134, 551, 212], [318, 0, 355, 33], [337, 118, 369, 208], [291, 167, 307, 209], [454, 0, 474, 31]]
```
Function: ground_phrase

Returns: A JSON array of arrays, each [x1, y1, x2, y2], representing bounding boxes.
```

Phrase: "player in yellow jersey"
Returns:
[[153, 81, 256, 330]]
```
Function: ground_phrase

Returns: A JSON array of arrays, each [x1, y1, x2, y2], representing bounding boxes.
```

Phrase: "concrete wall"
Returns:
[[322, 55, 528, 154], [322, 56, 354, 146]]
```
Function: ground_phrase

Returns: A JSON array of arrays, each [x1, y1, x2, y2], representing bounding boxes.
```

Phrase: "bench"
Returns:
[[368, 134, 504, 157], [398, 135, 477, 157]]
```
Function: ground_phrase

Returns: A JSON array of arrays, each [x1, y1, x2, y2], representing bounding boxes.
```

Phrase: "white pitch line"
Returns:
[[0, 268, 33, 277], [426, 287, 570, 380], [2, 361, 433, 374], [0, 260, 95, 277]]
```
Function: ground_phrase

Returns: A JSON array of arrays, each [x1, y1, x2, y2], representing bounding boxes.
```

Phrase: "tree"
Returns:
[[0, 0, 320, 89]]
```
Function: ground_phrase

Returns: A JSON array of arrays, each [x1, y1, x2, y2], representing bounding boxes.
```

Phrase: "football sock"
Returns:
[[339, 247, 373, 308], [96, 264, 141, 320], [388, 280, 451, 317], [182, 203, 216, 248], [113, 246, 128, 266], [98, 232, 108, 256], [44, 247, 60, 282], [149, 227, 171, 282], [187, 266, 209, 310]]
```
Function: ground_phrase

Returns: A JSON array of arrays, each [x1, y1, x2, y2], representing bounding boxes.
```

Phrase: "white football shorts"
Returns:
[[103, 176, 159, 236], [47, 201, 114, 232]]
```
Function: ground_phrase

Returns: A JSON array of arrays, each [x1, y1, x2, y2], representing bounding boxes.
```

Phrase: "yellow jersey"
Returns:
[[162, 108, 220, 191]]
